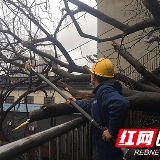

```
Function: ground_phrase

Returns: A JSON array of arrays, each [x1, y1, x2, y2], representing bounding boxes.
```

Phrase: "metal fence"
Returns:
[[124, 45, 160, 81], [0, 116, 93, 160]]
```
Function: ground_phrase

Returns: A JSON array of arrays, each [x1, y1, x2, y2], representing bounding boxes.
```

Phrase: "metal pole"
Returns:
[[71, 130, 74, 160], [57, 137, 61, 160], [39, 145, 43, 160], [49, 118, 54, 160], [64, 133, 68, 160], [86, 123, 89, 160], [49, 141, 54, 160], [77, 128, 80, 160], [81, 125, 85, 160]]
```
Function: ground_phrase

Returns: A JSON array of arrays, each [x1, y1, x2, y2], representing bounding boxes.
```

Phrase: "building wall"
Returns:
[[97, 0, 150, 72], [7, 88, 70, 105], [6, 87, 92, 105]]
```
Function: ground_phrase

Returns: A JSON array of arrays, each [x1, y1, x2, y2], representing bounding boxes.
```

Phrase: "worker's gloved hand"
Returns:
[[102, 129, 114, 142], [66, 97, 76, 106]]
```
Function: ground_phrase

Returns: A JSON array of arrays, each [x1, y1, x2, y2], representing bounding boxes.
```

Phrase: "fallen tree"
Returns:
[[28, 87, 160, 122], [1, 0, 160, 141]]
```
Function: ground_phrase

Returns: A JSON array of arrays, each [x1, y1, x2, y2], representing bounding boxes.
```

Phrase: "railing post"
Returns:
[[71, 130, 74, 160], [49, 140, 54, 160], [86, 123, 89, 160], [81, 125, 85, 160], [57, 137, 61, 160], [49, 117, 54, 160], [77, 127, 80, 160], [65, 133, 68, 160], [49, 118, 56, 160], [89, 122, 93, 160], [39, 145, 43, 160]]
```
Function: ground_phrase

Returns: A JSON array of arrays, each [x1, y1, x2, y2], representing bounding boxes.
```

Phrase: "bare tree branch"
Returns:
[[112, 41, 160, 88], [142, 0, 160, 26], [67, 0, 129, 31]]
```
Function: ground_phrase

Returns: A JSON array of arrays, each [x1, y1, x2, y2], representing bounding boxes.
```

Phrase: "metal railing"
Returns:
[[124, 45, 160, 81], [0, 116, 93, 160]]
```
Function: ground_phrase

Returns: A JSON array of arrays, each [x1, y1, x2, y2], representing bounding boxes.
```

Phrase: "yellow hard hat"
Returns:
[[90, 58, 114, 78]]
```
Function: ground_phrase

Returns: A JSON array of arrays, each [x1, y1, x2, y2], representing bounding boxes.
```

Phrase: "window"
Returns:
[[44, 97, 55, 104], [5, 96, 14, 103], [24, 96, 34, 104]]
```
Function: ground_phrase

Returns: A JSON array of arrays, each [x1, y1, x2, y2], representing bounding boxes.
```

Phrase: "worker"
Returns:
[[67, 58, 130, 160]]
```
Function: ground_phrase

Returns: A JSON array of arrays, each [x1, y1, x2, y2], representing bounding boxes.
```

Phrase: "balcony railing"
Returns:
[[124, 45, 160, 81], [0, 116, 93, 160]]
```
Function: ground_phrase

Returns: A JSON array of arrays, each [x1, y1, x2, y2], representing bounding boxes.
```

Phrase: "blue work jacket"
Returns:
[[76, 79, 130, 160]]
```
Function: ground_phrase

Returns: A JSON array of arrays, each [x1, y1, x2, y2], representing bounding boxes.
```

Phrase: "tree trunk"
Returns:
[[112, 41, 160, 88], [29, 88, 160, 122], [29, 103, 78, 122]]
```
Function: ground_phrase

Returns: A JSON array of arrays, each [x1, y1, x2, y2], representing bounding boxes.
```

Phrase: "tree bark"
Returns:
[[125, 89, 160, 112], [142, 0, 160, 26], [112, 41, 160, 88], [115, 73, 160, 92], [29, 88, 160, 122], [56, 82, 93, 99], [52, 67, 160, 93], [29, 103, 78, 122]]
